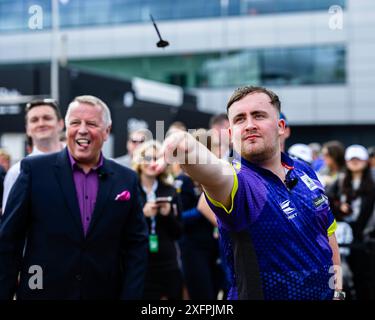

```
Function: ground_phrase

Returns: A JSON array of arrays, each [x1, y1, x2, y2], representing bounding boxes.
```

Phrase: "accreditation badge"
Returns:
[[300, 174, 318, 191], [149, 234, 159, 253]]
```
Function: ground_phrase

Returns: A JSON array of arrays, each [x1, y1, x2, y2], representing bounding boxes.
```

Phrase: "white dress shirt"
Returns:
[[2, 147, 44, 213]]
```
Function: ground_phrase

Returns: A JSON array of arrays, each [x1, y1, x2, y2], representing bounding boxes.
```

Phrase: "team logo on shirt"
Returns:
[[300, 174, 318, 191], [313, 194, 329, 209], [280, 200, 298, 220]]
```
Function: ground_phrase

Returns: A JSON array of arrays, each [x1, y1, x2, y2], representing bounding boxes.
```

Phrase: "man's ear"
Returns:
[[278, 119, 286, 136], [104, 125, 112, 141], [228, 127, 233, 144]]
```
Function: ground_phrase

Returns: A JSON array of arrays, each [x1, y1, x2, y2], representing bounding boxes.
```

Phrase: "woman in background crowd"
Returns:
[[175, 129, 225, 300], [318, 140, 346, 189], [327, 144, 375, 300], [133, 140, 183, 300]]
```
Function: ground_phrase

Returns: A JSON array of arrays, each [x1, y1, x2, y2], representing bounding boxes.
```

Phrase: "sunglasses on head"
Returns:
[[26, 98, 59, 111]]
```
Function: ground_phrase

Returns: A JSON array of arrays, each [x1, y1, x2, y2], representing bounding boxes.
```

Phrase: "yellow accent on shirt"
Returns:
[[205, 166, 238, 214], [327, 219, 337, 237]]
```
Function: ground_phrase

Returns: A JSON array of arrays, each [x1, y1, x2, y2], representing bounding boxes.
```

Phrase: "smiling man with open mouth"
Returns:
[[65, 96, 111, 173]]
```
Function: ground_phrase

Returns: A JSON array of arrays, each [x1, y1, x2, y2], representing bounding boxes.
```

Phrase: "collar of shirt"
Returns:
[[233, 151, 295, 173], [67, 149, 104, 173], [30, 146, 45, 157], [142, 180, 159, 202]]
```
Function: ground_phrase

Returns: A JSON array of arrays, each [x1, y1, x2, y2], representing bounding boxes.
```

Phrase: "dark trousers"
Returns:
[[143, 268, 183, 300], [181, 240, 225, 300], [348, 245, 374, 300]]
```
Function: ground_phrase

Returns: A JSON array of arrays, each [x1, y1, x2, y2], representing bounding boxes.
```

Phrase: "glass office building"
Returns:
[[0, 0, 374, 127], [0, 0, 346, 32]]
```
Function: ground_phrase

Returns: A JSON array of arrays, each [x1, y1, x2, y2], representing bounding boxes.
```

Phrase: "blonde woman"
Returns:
[[174, 129, 226, 300], [133, 140, 183, 300]]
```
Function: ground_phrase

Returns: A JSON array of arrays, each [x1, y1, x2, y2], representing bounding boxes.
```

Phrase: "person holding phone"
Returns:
[[132, 140, 183, 300], [327, 144, 375, 299]]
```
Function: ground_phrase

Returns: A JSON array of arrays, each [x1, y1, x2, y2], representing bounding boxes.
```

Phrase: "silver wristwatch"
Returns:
[[333, 290, 346, 300]]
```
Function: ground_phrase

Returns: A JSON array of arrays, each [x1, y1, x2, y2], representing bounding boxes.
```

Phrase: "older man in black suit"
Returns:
[[0, 95, 148, 300]]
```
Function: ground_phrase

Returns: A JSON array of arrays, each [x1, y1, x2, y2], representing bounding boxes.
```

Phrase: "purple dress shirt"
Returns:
[[68, 150, 103, 235]]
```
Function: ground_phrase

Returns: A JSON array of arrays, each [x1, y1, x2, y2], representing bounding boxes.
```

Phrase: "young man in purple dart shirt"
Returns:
[[157, 86, 343, 300], [0, 95, 148, 300]]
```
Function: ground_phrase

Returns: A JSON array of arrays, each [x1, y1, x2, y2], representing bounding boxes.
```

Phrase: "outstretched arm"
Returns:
[[159, 131, 234, 209]]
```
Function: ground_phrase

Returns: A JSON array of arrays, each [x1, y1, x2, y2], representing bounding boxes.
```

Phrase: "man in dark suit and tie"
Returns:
[[0, 95, 148, 299]]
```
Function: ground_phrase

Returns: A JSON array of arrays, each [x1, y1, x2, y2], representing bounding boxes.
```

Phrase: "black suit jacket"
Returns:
[[0, 148, 148, 300], [0, 165, 5, 211]]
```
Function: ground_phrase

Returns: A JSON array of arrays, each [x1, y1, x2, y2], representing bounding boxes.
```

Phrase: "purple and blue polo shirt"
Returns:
[[205, 153, 337, 300]]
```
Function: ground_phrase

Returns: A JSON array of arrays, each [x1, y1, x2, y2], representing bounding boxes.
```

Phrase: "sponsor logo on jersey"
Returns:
[[280, 200, 298, 220], [313, 194, 329, 208]]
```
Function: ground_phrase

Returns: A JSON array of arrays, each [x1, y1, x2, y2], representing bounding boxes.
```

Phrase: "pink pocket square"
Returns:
[[115, 190, 131, 201]]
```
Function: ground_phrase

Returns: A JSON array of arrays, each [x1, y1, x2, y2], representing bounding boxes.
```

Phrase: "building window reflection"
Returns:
[[198, 45, 346, 87], [71, 45, 346, 88], [0, 0, 346, 32]]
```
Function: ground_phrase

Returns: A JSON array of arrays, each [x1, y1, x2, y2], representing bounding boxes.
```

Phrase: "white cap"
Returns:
[[345, 144, 368, 161], [288, 143, 313, 164]]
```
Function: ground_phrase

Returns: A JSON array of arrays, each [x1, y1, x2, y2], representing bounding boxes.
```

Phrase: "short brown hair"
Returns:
[[227, 86, 281, 113], [25, 98, 62, 122]]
